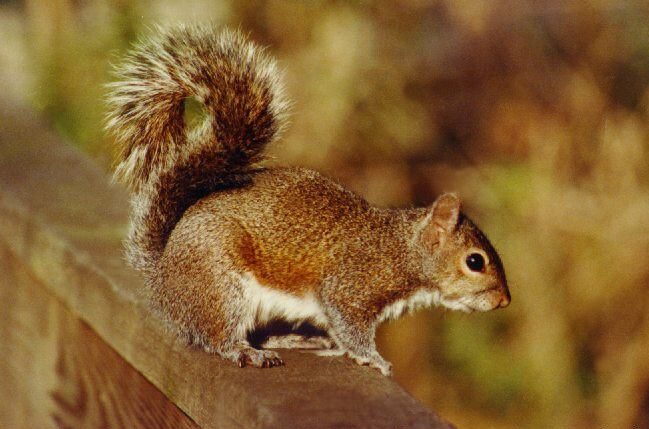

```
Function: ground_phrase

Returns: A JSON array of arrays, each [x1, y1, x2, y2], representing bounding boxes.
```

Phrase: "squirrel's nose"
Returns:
[[498, 290, 511, 308]]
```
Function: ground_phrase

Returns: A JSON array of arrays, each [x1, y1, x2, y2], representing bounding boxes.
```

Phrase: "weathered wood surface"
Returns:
[[0, 245, 200, 429], [0, 98, 455, 429]]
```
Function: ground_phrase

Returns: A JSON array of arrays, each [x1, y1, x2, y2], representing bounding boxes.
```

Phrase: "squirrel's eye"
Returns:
[[465, 253, 485, 272]]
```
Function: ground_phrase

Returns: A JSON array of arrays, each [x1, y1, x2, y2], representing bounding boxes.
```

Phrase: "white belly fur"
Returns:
[[239, 273, 443, 335], [377, 288, 441, 323], [240, 272, 328, 328]]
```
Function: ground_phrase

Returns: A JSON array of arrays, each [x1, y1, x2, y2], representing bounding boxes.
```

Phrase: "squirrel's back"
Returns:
[[105, 25, 289, 279], [161, 165, 415, 296]]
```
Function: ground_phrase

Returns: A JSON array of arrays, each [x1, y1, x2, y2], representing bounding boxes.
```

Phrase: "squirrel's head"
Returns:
[[415, 193, 510, 312]]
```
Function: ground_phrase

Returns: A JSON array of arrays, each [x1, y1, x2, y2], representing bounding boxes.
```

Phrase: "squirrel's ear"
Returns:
[[431, 192, 461, 234], [418, 193, 461, 248]]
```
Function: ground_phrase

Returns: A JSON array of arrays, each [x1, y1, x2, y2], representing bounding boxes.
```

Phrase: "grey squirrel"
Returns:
[[106, 24, 510, 376]]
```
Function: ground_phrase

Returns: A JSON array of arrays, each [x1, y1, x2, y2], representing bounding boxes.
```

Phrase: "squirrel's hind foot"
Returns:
[[232, 346, 285, 368]]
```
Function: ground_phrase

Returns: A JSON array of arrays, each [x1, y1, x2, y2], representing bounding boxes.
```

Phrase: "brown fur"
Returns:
[[107, 25, 510, 375]]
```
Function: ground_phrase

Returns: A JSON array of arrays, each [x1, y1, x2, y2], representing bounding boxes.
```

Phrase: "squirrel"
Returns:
[[106, 24, 510, 376]]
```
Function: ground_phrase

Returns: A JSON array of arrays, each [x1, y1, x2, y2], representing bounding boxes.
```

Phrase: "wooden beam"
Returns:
[[0, 245, 200, 429], [0, 98, 455, 429]]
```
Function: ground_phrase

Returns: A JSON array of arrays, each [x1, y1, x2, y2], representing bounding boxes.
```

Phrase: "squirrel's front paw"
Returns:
[[234, 347, 284, 368], [349, 353, 393, 376]]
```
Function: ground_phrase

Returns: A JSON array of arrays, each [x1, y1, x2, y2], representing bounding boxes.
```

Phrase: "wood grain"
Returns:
[[0, 244, 200, 429]]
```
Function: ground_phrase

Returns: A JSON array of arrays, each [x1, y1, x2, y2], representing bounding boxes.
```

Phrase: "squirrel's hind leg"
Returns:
[[154, 262, 284, 368]]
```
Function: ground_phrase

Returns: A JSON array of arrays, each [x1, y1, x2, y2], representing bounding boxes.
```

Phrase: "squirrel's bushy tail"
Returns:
[[106, 25, 289, 278]]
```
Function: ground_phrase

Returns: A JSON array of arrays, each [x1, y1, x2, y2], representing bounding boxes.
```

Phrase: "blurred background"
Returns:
[[1, 1, 649, 428]]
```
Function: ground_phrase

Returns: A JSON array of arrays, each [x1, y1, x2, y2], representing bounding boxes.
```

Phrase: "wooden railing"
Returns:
[[0, 99, 455, 429]]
